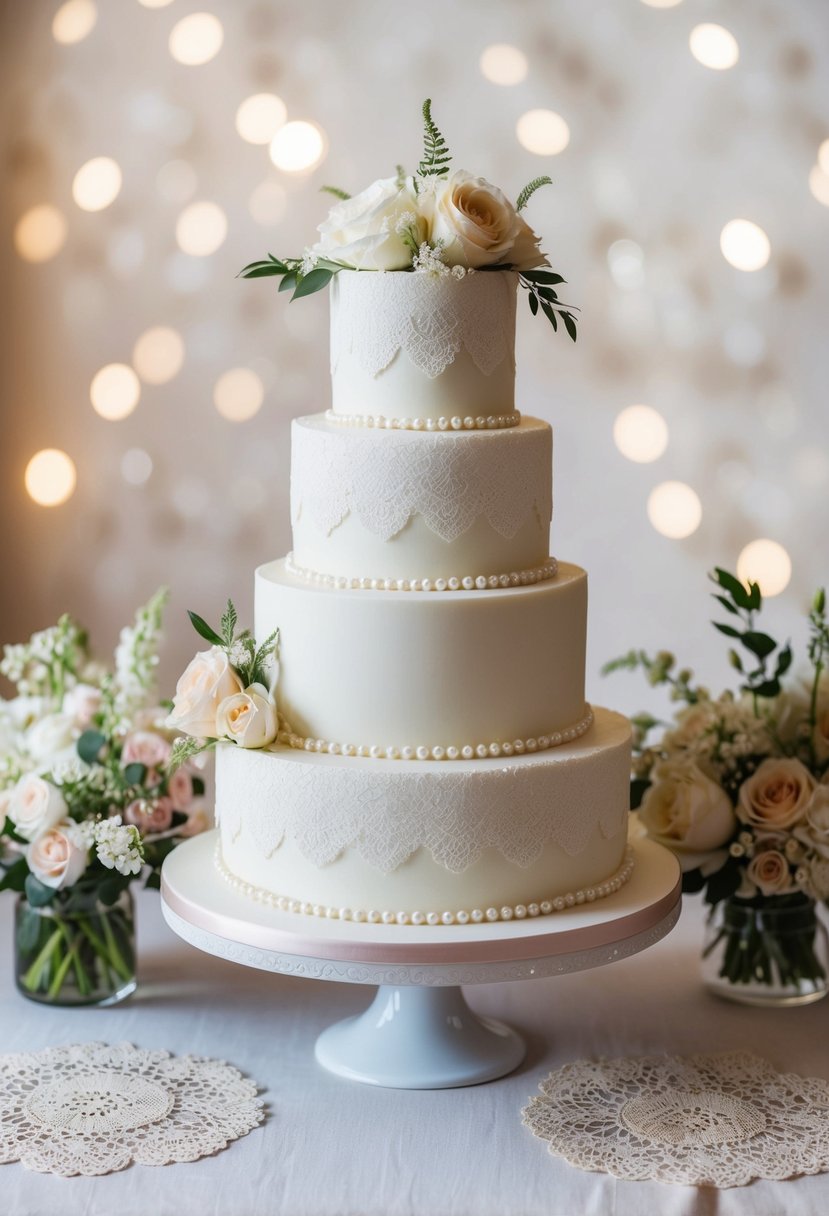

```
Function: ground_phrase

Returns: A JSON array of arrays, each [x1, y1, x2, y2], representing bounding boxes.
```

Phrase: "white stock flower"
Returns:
[[167, 648, 243, 740], [94, 816, 143, 877], [216, 684, 278, 749], [420, 170, 546, 270], [62, 682, 102, 728], [312, 176, 423, 271], [27, 823, 89, 890], [639, 760, 737, 855], [8, 774, 68, 842]]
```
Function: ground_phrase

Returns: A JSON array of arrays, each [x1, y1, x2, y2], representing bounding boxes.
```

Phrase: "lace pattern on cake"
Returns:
[[291, 421, 551, 544], [219, 737, 626, 874], [330, 269, 517, 379]]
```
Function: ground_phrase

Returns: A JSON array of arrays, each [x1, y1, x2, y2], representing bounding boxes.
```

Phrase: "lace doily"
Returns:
[[291, 415, 551, 544], [0, 1042, 264, 1177], [523, 1051, 829, 1188], [330, 268, 517, 379]]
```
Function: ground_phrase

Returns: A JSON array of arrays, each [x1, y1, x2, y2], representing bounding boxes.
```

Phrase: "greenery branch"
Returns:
[[519, 269, 578, 341], [708, 568, 792, 713], [417, 97, 451, 180], [516, 176, 553, 212]]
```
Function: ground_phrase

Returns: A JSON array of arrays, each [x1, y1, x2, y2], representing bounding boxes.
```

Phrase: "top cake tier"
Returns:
[[329, 268, 518, 425]]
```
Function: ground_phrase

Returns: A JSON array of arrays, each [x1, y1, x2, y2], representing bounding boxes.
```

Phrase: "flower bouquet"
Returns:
[[605, 570, 829, 1006], [0, 592, 208, 1006], [240, 98, 578, 341]]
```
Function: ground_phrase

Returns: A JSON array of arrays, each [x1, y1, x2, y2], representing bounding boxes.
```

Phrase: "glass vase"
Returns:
[[702, 894, 829, 1007], [14, 889, 136, 1007]]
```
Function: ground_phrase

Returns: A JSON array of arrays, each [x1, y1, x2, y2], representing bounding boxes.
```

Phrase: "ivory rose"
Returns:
[[794, 785, 829, 859], [639, 761, 736, 853], [216, 683, 278, 749], [9, 774, 68, 842], [312, 176, 423, 271], [27, 824, 88, 890], [62, 683, 102, 728], [745, 848, 795, 897], [168, 648, 243, 740], [422, 170, 545, 270], [737, 758, 815, 831]]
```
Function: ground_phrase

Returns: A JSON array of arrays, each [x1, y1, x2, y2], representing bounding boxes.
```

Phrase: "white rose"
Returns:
[[5, 696, 46, 730], [167, 648, 243, 740], [737, 757, 815, 831], [794, 785, 829, 859], [27, 823, 88, 890], [25, 713, 76, 763], [62, 683, 102, 728], [312, 176, 423, 271], [216, 684, 278, 749], [8, 774, 68, 841], [421, 170, 545, 270], [640, 761, 737, 854]]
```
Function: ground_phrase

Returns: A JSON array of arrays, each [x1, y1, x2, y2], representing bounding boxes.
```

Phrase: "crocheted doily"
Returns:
[[0, 1041, 264, 1176], [522, 1051, 829, 1188]]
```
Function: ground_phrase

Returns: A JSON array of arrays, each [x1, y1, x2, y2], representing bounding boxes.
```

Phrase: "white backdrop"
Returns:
[[1, 0, 828, 717]]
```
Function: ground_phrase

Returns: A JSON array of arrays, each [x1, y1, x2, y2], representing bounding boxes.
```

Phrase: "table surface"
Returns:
[[2, 888, 828, 1216]]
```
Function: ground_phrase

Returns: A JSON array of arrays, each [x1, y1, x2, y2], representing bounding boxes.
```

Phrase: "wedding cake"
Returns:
[[170, 104, 633, 928]]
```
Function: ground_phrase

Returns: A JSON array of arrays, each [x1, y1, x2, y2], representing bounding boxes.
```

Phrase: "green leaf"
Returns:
[[752, 679, 781, 698], [221, 599, 238, 648], [704, 859, 742, 906], [0, 856, 29, 893], [713, 594, 741, 616], [561, 312, 578, 342], [278, 273, 298, 293], [292, 268, 334, 300], [711, 568, 753, 611], [528, 292, 539, 316], [775, 644, 793, 677], [320, 185, 351, 200], [741, 631, 777, 659], [77, 730, 107, 765], [144, 871, 161, 891], [524, 270, 565, 285], [713, 622, 742, 639], [536, 286, 560, 303], [540, 299, 558, 331], [747, 580, 762, 611], [516, 175, 553, 212], [239, 265, 286, 279], [2, 816, 28, 846], [192, 776, 205, 796], [418, 98, 452, 178], [98, 874, 129, 906], [123, 763, 147, 786], [681, 868, 707, 894], [187, 611, 224, 647], [630, 779, 650, 810], [25, 874, 57, 907]]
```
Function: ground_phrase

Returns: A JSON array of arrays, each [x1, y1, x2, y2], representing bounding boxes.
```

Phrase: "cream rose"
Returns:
[[745, 848, 795, 896], [794, 785, 829, 859], [167, 648, 243, 740], [422, 170, 545, 270], [25, 713, 76, 763], [27, 824, 88, 890], [8, 774, 68, 842], [312, 176, 422, 271], [640, 761, 737, 853], [737, 758, 815, 831], [216, 684, 278, 749]]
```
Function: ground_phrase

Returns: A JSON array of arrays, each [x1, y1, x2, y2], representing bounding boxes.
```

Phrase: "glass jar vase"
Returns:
[[15, 889, 136, 1007], [702, 894, 829, 1007]]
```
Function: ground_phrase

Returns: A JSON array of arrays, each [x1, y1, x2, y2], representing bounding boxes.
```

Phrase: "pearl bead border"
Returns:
[[285, 553, 559, 594], [324, 408, 521, 432], [215, 841, 635, 928], [276, 706, 595, 763]]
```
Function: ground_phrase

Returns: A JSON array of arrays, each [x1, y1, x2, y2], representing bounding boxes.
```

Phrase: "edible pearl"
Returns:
[[451, 417, 463, 430], [437, 416, 449, 430], [475, 576, 487, 590], [456, 910, 470, 925], [441, 911, 454, 925], [471, 909, 484, 922], [462, 577, 475, 590], [382, 910, 396, 924], [410, 580, 422, 592], [489, 743, 501, 758], [425, 418, 436, 431], [422, 579, 432, 592], [461, 745, 474, 759], [303, 739, 314, 751], [431, 746, 445, 760], [353, 909, 366, 922], [501, 906, 514, 920], [463, 417, 475, 429], [369, 745, 382, 759], [448, 577, 460, 590], [553, 897, 565, 911], [397, 579, 408, 592], [540, 901, 553, 914], [501, 742, 514, 757], [342, 743, 355, 756], [411, 911, 425, 925], [340, 908, 352, 921], [446, 746, 459, 760], [526, 738, 538, 752], [329, 742, 341, 755], [435, 578, 447, 592], [367, 910, 381, 923], [538, 736, 550, 750], [476, 417, 486, 428], [357, 745, 369, 757], [487, 575, 499, 589], [413, 418, 424, 430], [396, 911, 409, 925], [416, 746, 429, 761], [528, 903, 540, 917], [476, 744, 488, 759], [485, 908, 499, 922], [564, 894, 575, 907], [385, 746, 399, 760], [426, 912, 440, 925], [514, 905, 527, 919], [401, 746, 415, 760]]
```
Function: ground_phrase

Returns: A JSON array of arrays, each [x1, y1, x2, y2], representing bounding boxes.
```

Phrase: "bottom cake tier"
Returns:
[[215, 706, 632, 926]]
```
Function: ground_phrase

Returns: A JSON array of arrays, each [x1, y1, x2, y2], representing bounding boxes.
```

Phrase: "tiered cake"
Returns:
[[215, 269, 633, 926]]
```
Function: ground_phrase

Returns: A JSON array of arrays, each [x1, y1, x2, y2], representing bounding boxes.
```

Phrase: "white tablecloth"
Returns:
[[2, 888, 828, 1216]]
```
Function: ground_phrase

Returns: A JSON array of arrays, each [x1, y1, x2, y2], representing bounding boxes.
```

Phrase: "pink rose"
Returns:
[[122, 730, 172, 770], [746, 848, 795, 896], [167, 648, 243, 739], [124, 797, 173, 834], [62, 683, 102, 728], [179, 801, 210, 837], [738, 758, 815, 831], [27, 825, 88, 890], [167, 767, 194, 808]]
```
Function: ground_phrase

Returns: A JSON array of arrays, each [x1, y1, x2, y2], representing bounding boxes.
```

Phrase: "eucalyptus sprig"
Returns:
[[238, 254, 341, 301], [709, 568, 792, 710], [519, 270, 579, 341], [601, 649, 700, 703]]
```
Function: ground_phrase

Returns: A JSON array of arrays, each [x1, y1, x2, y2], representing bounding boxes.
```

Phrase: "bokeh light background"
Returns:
[[2, 0, 828, 715]]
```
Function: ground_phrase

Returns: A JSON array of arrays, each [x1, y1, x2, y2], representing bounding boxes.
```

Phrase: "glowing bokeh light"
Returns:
[[819, 139, 829, 176], [52, 0, 97, 44], [14, 205, 67, 263], [808, 164, 829, 207], [25, 450, 77, 507], [607, 239, 645, 290], [640, 0, 683, 7], [168, 12, 224, 66], [613, 405, 669, 463], [689, 24, 739, 70], [137, 0, 175, 7], [90, 363, 141, 421], [737, 539, 792, 598], [479, 44, 528, 86], [175, 201, 227, 256], [720, 219, 770, 271], [72, 157, 122, 211], [516, 109, 570, 156], [249, 181, 288, 226], [121, 448, 153, 486], [235, 93, 287, 145], [269, 121, 326, 172], [647, 481, 702, 539], [132, 327, 185, 384], [213, 368, 265, 421]]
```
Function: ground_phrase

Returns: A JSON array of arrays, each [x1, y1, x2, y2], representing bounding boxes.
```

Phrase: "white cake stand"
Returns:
[[161, 832, 680, 1090]]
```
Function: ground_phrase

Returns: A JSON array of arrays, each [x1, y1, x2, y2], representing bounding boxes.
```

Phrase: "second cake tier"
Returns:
[[257, 557, 588, 755]]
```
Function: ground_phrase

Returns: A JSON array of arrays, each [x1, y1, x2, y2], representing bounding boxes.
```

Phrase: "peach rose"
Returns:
[[737, 758, 815, 831], [167, 648, 243, 739], [746, 848, 795, 896], [424, 170, 537, 269], [27, 824, 88, 890], [216, 684, 278, 749], [124, 797, 173, 834], [179, 801, 210, 837], [167, 766, 194, 809], [122, 730, 171, 770], [640, 761, 737, 853], [9, 774, 68, 842]]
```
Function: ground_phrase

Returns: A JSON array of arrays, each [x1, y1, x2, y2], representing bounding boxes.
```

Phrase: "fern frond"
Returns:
[[516, 176, 553, 212], [320, 185, 351, 200], [418, 98, 451, 178]]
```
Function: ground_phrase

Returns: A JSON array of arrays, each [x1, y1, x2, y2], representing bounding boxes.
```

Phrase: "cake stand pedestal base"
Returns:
[[161, 832, 680, 1089], [315, 984, 525, 1088]]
